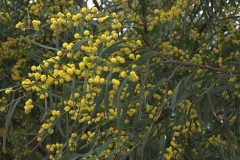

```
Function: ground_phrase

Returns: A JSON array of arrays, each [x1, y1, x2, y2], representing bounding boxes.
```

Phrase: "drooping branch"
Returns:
[[145, 55, 240, 74]]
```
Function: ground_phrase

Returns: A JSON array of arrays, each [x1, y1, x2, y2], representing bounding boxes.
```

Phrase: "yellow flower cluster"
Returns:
[[0, 97, 7, 112], [5, 87, 13, 94], [178, 100, 199, 120], [15, 22, 25, 31], [207, 135, 226, 147], [32, 20, 41, 31], [0, 11, 11, 22], [46, 143, 63, 159], [24, 99, 34, 114], [38, 122, 54, 138], [129, 71, 139, 82], [79, 128, 132, 159], [164, 130, 184, 160], [11, 59, 27, 81], [69, 133, 78, 151]]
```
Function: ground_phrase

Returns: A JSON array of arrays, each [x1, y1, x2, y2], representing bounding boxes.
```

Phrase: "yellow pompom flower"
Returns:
[[99, 78, 105, 84], [136, 40, 142, 45], [84, 30, 89, 36], [120, 71, 126, 78], [64, 106, 70, 112], [91, 7, 98, 12], [167, 90, 173, 96], [129, 71, 139, 82], [5, 87, 13, 94]]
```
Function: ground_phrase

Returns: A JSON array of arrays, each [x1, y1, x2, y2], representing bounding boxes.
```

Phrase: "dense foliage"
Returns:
[[0, 0, 240, 159]]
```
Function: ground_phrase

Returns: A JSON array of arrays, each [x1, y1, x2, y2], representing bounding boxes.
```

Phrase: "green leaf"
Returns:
[[95, 138, 114, 156], [116, 77, 129, 137], [221, 45, 240, 59], [131, 27, 152, 47], [72, 39, 89, 52], [103, 40, 125, 58], [88, 19, 99, 26], [9, 122, 18, 154], [34, 83, 66, 100], [104, 70, 113, 119], [40, 65, 55, 79], [92, 85, 105, 117], [141, 124, 153, 159], [209, 83, 236, 94], [134, 51, 157, 65], [21, 50, 44, 64], [200, 74, 225, 96], [117, 82, 136, 149], [98, 42, 104, 57], [56, 25, 59, 49], [30, 40, 58, 51], [65, 110, 70, 154], [207, 92, 215, 113], [169, 18, 174, 43], [127, 0, 138, 13], [3, 98, 21, 150], [15, 132, 38, 136], [56, 118, 65, 137], [101, 16, 114, 24], [203, 96, 210, 127], [202, 4, 214, 35], [170, 79, 183, 109], [63, 83, 86, 95], [204, 3, 224, 25], [120, 132, 144, 159], [192, 73, 221, 83], [24, 113, 30, 141]]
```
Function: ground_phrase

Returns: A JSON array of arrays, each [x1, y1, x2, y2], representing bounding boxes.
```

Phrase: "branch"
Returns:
[[145, 55, 240, 74], [92, 0, 102, 11], [166, 64, 182, 82], [75, 0, 86, 8], [36, 145, 49, 157], [141, 0, 149, 46], [142, 0, 148, 35]]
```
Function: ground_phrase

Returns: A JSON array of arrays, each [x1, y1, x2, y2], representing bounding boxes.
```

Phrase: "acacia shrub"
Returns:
[[0, 0, 240, 159]]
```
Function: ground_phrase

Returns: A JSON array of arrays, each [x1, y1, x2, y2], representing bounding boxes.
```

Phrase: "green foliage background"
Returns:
[[0, 0, 240, 159]]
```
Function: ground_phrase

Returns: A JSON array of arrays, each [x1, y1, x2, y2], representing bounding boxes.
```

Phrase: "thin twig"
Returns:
[[166, 64, 182, 82]]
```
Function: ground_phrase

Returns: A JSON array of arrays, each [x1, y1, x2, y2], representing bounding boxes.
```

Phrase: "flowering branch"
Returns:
[[146, 55, 240, 74]]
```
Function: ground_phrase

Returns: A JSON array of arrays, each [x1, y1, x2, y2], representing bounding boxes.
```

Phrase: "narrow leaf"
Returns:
[[3, 98, 21, 150], [31, 40, 58, 51]]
